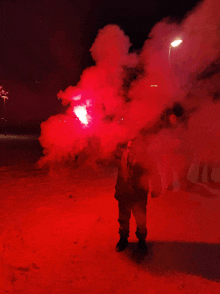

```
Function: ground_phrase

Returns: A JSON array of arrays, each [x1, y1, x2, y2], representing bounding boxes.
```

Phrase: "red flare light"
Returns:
[[74, 105, 90, 125]]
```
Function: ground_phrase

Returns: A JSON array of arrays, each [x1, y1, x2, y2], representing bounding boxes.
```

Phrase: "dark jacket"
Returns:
[[114, 148, 149, 204]]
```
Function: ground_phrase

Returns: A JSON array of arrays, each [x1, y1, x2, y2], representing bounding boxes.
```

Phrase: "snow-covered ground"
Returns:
[[1, 135, 220, 293]]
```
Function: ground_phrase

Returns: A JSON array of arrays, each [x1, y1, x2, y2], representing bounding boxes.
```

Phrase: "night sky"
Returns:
[[0, 0, 201, 124]]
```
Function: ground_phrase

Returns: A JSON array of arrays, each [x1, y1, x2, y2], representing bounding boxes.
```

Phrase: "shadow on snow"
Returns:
[[126, 241, 220, 282]]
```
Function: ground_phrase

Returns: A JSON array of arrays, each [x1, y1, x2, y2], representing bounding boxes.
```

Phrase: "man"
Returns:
[[114, 140, 150, 252], [159, 103, 194, 192]]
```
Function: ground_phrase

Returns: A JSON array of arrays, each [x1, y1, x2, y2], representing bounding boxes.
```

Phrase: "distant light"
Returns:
[[150, 85, 158, 87], [171, 39, 182, 47]]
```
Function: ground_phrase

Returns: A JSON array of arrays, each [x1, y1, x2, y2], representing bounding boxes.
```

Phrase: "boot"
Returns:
[[116, 237, 128, 252], [138, 239, 148, 252]]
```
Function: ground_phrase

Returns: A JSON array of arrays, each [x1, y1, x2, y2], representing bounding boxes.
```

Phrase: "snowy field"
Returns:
[[1, 135, 220, 293]]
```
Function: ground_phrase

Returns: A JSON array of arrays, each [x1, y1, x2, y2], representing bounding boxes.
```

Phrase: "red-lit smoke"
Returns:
[[39, 0, 220, 191]]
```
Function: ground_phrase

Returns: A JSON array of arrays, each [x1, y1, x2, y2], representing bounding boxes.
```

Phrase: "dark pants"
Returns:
[[118, 200, 147, 240], [198, 162, 213, 182]]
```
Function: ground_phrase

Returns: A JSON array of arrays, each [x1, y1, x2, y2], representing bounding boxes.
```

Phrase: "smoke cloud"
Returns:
[[39, 0, 220, 191]]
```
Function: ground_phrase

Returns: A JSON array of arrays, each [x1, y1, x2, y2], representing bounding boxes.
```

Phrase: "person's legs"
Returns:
[[132, 201, 147, 239], [177, 153, 194, 191], [118, 201, 131, 238], [116, 201, 131, 251], [197, 162, 205, 182], [132, 201, 148, 251], [207, 163, 214, 182]]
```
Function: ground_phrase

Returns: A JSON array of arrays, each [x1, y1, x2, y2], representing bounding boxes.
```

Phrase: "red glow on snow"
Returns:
[[74, 105, 90, 125]]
